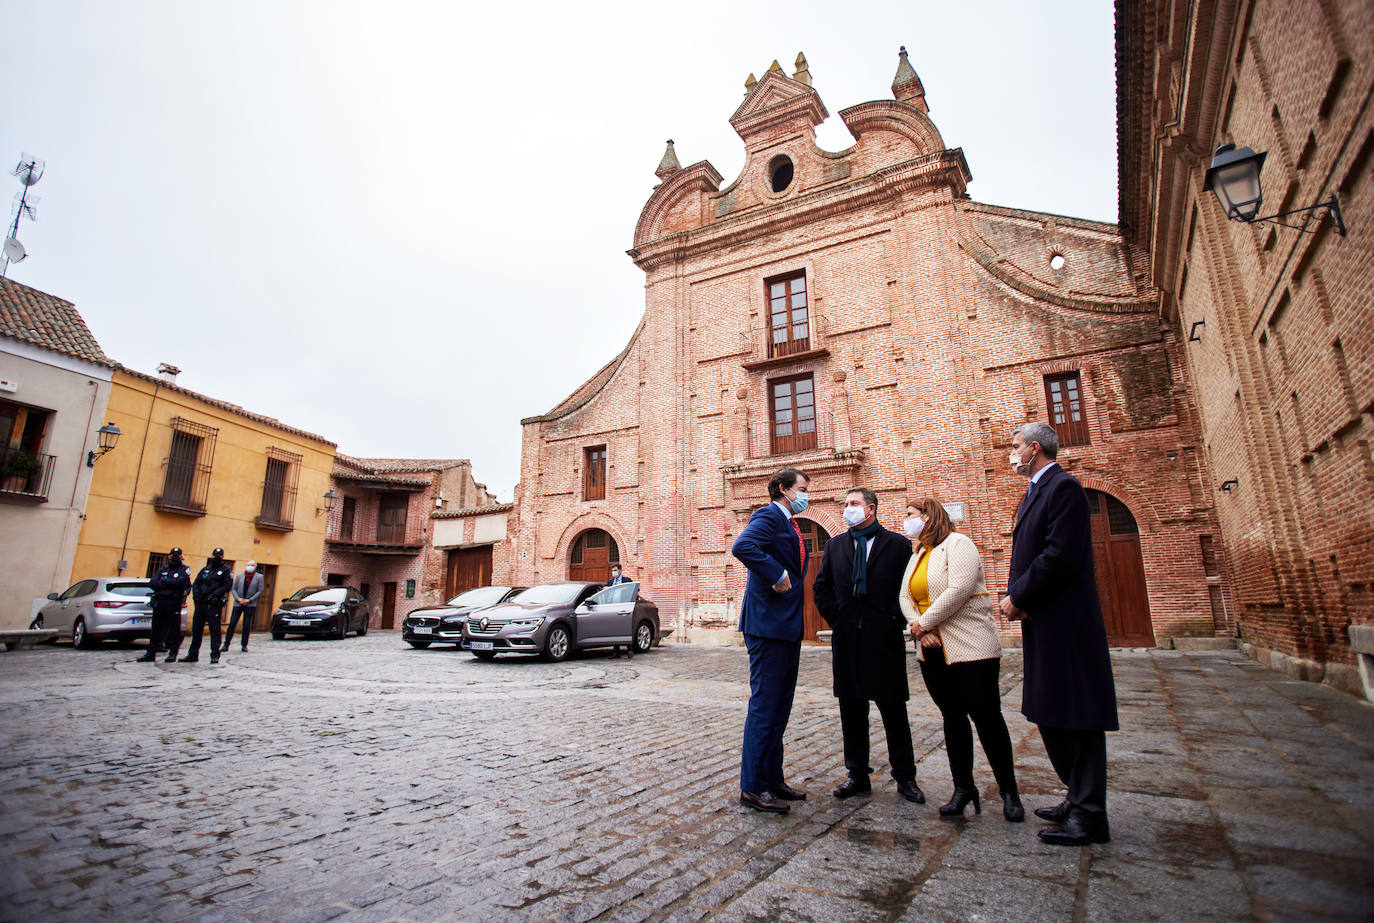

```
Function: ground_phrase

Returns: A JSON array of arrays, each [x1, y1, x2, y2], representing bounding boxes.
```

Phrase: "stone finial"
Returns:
[[744, 72, 757, 95], [654, 139, 681, 180], [892, 45, 928, 112], [793, 52, 812, 87], [767, 59, 783, 73]]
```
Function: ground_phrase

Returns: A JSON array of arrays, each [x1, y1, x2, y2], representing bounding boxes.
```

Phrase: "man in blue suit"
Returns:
[[731, 467, 811, 813]]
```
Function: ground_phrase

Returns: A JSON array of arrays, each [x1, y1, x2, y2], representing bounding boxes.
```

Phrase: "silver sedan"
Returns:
[[33, 577, 186, 649]]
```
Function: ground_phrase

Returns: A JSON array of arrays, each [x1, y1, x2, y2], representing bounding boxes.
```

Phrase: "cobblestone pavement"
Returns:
[[1, 636, 1371, 922]]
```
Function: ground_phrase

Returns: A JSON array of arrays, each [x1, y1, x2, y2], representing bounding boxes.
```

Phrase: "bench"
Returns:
[[0, 630, 59, 651]]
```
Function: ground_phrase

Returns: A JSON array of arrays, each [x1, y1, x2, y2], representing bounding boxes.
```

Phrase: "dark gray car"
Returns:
[[463, 581, 659, 662]]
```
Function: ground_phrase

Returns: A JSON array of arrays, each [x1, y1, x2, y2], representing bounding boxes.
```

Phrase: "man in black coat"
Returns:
[[813, 487, 924, 804], [137, 547, 191, 663], [182, 548, 233, 664], [999, 422, 1119, 846]]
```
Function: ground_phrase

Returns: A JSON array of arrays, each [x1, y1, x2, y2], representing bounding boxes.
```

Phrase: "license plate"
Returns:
[[130, 617, 150, 626], [286, 619, 311, 627], [413, 626, 432, 635], [470, 641, 494, 651]]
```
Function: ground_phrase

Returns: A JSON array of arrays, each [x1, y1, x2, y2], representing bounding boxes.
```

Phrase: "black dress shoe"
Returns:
[[1038, 812, 1110, 846], [770, 781, 806, 801], [178, 655, 198, 662], [136, 652, 157, 662], [832, 776, 872, 799], [1034, 800, 1071, 823], [1001, 790, 1025, 822], [164, 652, 178, 663], [896, 780, 926, 804], [210, 656, 219, 664], [938, 787, 981, 817], [739, 790, 790, 814]]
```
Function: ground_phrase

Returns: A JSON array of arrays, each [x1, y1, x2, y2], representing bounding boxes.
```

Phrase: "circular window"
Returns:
[[769, 155, 794, 193], [1049, 253, 1066, 270]]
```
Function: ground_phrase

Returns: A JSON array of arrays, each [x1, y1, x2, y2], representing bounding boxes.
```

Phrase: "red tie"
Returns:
[[792, 520, 806, 573]]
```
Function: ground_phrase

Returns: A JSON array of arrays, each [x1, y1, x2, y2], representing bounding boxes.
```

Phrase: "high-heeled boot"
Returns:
[[938, 787, 981, 817], [1000, 789, 1025, 822]]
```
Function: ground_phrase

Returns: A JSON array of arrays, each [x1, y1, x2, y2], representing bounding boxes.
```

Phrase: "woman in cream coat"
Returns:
[[900, 497, 1024, 822]]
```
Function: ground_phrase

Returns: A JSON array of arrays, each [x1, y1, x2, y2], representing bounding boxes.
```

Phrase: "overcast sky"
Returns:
[[2, 0, 1117, 500]]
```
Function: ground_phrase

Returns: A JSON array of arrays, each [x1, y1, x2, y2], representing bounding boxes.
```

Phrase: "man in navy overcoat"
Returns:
[[731, 467, 811, 813], [1000, 421, 1119, 845]]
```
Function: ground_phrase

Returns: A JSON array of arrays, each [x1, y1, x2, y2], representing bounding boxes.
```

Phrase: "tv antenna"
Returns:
[[2, 153, 44, 278]]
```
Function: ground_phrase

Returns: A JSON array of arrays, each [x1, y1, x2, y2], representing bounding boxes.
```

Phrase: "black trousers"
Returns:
[[1039, 725, 1108, 820], [223, 605, 256, 650], [918, 654, 1018, 793], [186, 601, 224, 658], [838, 697, 917, 783], [149, 600, 183, 654]]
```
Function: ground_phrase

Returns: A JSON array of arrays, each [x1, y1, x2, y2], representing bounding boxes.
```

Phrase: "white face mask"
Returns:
[[903, 517, 925, 539], [843, 506, 867, 527], [1010, 447, 1031, 475]]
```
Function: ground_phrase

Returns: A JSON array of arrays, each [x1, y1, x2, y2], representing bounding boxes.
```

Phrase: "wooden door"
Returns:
[[252, 564, 278, 632], [797, 519, 830, 642], [1085, 490, 1154, 646], [568, 529, 619, 582], [381, 582, 397, 629], [377, 493, 409, 543], [446, 546, 494, 598]]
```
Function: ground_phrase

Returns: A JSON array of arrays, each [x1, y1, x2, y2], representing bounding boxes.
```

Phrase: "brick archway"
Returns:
[[1084, 488, 1154, 647], [567, 528, 621, 583]]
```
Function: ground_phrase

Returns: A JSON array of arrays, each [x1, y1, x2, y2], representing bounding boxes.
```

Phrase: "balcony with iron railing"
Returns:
[[0, 446, 56, 502], [741, 313, 832, 371], [326, 517, 425, 555], [721, 410, 865, 483]]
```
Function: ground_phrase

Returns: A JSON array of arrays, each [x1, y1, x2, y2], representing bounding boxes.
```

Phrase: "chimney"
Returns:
[[155, 363, 181, 384]]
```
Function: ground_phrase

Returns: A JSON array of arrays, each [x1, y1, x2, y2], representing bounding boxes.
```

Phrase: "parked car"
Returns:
[[32, 577, 187, 649], [271, 586, 370, 640], [401, 585, 525, 649], [463, 581, 659, 662]]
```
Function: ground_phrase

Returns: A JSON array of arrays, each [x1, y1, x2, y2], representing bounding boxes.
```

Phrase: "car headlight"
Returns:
[[506, 617, 545, 630], [441, 616, 464, 626]]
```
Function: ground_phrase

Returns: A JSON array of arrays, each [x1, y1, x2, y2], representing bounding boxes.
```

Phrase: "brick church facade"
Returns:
[[508, 49, 1229, 649]]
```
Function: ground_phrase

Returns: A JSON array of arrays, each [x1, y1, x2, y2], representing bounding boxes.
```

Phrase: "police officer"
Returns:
[[138, 548, 191, 663], [182, 548, 233, 664]]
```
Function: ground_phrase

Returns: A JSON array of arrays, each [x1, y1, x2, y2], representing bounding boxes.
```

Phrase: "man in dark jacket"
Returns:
[[221, 561, 264, 654], [813, 487, 923, 804], [182, 548, 233, 663], [1000, 421, 1119, 846], [137, 547, 191, 663]]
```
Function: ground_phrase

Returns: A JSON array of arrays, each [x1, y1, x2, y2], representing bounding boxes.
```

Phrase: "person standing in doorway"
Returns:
[[222, 561, 263, 654], [812, 487, 923, 805], [137, 547, 190, 663], [999, 421, 1118, 846], [606, 564, 628, 586], [731, 467, 811, 814], [182, 548, 233, 664]]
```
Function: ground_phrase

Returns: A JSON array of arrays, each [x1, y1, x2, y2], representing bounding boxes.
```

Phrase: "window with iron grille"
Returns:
[[256, 447, 301, 532], [145, 553, 167, 577], [766, 272, 810, 358], [155, 417, 219, 516], [1044, 371, 1090, 447], [584, 446, 606, 501], [770, 373, 817, 454]]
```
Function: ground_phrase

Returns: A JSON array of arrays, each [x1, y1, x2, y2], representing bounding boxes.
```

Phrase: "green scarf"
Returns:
[[848, 520, 882, 597]]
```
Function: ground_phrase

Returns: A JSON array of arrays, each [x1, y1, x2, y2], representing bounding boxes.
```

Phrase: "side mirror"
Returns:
[[584, 599, 596, 608], [46, 593, 59, 600]]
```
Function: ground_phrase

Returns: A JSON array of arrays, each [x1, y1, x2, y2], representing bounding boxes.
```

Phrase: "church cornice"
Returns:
[[629, 150, 970, 271]]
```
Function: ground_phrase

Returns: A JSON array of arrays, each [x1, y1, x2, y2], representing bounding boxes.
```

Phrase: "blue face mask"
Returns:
[[789, 491, 809, 514]]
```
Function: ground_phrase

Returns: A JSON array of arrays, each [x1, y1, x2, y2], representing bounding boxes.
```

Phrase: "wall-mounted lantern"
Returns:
[[86, 421, 121, 467], [317, 487, 340, 517], [1204, 143, 1347, 235]]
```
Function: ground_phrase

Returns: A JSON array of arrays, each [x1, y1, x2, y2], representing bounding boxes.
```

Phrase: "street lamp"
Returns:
[[317, 487, 340, 516], [86, 422, 121, 467], [1203, 143, 1347, 235]]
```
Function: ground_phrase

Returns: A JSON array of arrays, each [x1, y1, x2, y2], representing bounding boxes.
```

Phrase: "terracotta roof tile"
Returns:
[[0, 278, 112, 367]]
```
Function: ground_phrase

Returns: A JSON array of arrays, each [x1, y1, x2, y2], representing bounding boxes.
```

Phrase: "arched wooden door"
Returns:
[[568, 529, 620, 583], [1085, 489, 1154, 647], [797, 518, 830, 642]]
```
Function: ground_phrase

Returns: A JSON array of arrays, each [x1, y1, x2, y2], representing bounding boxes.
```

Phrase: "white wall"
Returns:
[[0, 341, 112, 629]]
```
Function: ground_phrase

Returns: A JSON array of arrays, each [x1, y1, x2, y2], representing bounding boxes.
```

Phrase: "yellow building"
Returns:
[[73, 365, 337, 627]]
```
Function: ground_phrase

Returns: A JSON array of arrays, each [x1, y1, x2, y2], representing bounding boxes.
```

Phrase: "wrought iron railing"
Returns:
[[0, 446, 55, 500], [744, 411, 836, 459]]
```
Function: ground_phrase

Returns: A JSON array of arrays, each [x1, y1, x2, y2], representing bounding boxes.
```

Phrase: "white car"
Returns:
[[32, 577, 187, 649]]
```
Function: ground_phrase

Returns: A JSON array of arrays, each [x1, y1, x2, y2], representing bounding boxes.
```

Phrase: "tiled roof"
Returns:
[[0, 277, 112, 367], [432, 502, 514, 519], [117, 364, 336, 446], [337, 454, 469, 473]]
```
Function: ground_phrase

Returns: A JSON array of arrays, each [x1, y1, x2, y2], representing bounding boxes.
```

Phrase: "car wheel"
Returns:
[[634, 620, 654, 654], [272, 630, 285, 640], [335, 618, 348, 640], [407, 641, 431, 649], [543, 624, 571, 662], [357, 618, 367, 636], [28, 614, 42, 630], [72, 617, 93, 650], [472, 651, 496, 661]]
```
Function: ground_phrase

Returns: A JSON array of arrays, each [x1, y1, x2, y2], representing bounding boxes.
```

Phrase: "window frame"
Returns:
[[583, 445, 607, 501], [1044, 371, 1090, 447], [256, 447, 302, 532], [765, 271, 810, 359], [769, 372, 818, 455], [155, 417, 219, 516]]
